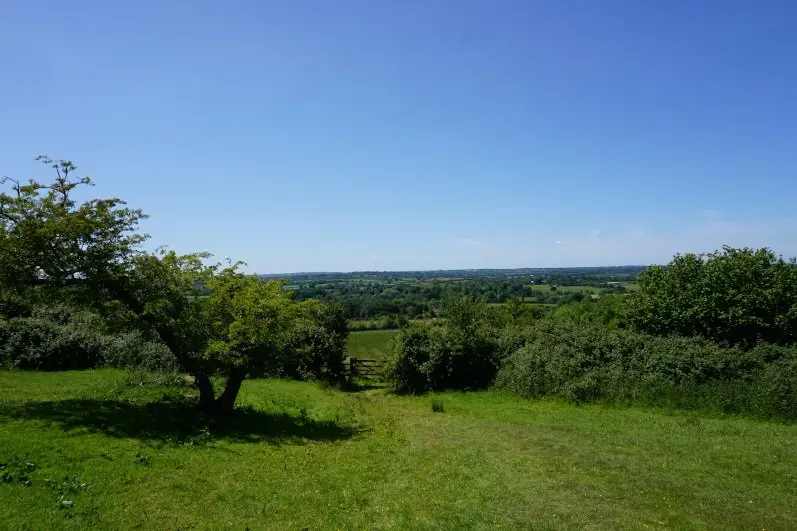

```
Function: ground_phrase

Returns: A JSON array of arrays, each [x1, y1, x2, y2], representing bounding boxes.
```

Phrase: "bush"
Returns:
[[280, 301, 349, 382], [383, 317, 500, 393], [101, 331, 179, 372], [494, 320, 797, 419], [0, 292, 33, 319], [0, 316, 103, 370], [383, 326, 437, 394], [0, 304, 179, 372], [288, 323, 347, 382]]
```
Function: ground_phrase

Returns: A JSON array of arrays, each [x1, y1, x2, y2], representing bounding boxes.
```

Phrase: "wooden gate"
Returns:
[[348, 357, 384, 380]]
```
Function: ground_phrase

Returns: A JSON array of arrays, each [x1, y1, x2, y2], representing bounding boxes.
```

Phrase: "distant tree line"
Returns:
[[289, 274, 636, 325]]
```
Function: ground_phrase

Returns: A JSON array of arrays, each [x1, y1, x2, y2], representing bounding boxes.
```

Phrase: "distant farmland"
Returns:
[[346, 329, 397, 359]]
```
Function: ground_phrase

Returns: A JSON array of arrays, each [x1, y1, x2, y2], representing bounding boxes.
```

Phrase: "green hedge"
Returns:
[[494, 321, 797, 420], [0, 305, 177, 372]]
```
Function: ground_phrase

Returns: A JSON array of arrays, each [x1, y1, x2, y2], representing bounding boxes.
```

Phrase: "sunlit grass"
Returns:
[[1, 369, 796, 529], [346, 329, 397, 359]]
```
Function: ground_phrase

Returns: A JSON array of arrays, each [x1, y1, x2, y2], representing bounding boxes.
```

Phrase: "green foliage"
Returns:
[[625, 246, 797, 348], [0, 159, 354, 414], [550, 294, 627, 328], [502, 296, 546, 325], [44, 474, 90, 512], [430, 398, 445, 413], [383, 326, 439, 393], [287, 301, 349, 382], [384, 297, 500, 393], [288, 267, 640, 324], [494, 320, 797, 419], [0, 302, 176, 372], [1, 458, 36, 486], [0, 157, 146, 296], [0, 291, 33, 319], [202, 268, 296, 374], [0, 305, 105, 370], [100, 331, 178, 372]]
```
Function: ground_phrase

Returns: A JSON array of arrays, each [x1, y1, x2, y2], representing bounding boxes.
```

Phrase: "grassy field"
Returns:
[[549, 285, 603, 294], [346, 329, 398, 359], [1, 370, 796, 530]]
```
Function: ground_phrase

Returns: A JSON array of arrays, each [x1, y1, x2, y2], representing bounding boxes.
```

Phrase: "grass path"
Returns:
[[1, 370, 796, 529]]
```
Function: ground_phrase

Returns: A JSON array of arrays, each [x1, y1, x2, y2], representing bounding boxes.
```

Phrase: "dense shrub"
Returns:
[[288, 328, 347, 382], [383, 326, 442, 393], [101, 331, 179, 372], [0, 316, 103, 370], [273, 301, 349, 382], [494, 321, 797, 419], [0, 304, 177, 372], [384, 297, 501, 393], [0, 292, 33, 319]]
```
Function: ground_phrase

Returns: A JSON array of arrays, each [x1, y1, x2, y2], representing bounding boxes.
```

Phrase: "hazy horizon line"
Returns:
[[256, 264, 652, 277]]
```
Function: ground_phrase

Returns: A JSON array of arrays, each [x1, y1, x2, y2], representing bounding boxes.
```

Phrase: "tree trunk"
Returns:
[[100, 277, 218, 411], [214, 369, 246, 416], [194, 371, 215, 411], [98, 277, 248, 417]]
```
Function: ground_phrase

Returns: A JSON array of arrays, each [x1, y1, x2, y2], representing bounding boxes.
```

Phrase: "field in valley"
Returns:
[[1, 370, 796, 530], [346, 329, 398, 359]]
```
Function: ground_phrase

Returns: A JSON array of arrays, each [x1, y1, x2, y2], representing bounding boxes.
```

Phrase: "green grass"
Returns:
[[2, 370, 797, 529], [346, 329, 398, 359], [551, 285, 603, 294]]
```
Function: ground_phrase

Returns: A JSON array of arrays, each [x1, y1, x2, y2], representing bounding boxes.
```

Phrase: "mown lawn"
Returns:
[[346, 329, 397, 359], [1, 369, 796, 529]]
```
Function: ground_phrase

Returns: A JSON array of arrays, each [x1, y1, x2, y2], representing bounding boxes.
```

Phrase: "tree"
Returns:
[[202, 268, 299, 412], [287, 300, 348, 382], [0, 157, 145, 297], [0, 157, 337, 415], [625, 247, 797, 348]]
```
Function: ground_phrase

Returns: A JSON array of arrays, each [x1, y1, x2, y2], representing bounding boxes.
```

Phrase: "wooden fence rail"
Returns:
[[348, 357, 384, 380]]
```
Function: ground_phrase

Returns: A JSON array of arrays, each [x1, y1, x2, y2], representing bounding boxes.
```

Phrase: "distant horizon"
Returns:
[[258, 264, 651, 277]]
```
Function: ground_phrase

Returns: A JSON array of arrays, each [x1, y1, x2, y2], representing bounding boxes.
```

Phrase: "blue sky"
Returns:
[[2, 1, 796, 272]]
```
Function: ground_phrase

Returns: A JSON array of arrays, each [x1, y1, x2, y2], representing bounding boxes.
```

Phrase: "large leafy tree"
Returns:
[[625, 247, 797, 348], [0, 157, 146, 296], [0, 157, 339, 415], [203, 269, 298, 412]]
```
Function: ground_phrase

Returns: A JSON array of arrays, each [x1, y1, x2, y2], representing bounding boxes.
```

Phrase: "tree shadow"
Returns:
[[338, 382, 385, 393], [0, 398, 358, 445]]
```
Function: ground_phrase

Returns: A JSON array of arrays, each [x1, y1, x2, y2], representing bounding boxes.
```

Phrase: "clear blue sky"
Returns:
[[2, 1, 796, 272]]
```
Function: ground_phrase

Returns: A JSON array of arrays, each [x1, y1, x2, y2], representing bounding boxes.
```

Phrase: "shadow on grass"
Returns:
[[339, 381, 386, 393], [0, 398, 358, 445]]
